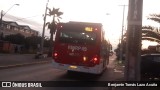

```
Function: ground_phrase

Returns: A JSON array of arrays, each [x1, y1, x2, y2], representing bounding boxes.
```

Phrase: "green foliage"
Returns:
[[115, 13, 160, 58], [115, 27, 160, 59], [46, 22, 57, 34], [25, 36, 42, 50], [48, 8, 63, 17], [142, 25, 154, 30], [4, 33, 25, 44], [44, 39, 50, 47], [3, 34, 50, 53], [142, 30, 160, 40], [148, 14, 160, 23], [46, 7, 63, 34], [46, 7, 63, 56]]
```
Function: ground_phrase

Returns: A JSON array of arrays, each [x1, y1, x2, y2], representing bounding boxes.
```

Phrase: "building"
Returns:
[[0, 20, 39, 37]]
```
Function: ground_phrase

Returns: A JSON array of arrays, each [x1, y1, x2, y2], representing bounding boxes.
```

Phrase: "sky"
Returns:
[[0, 0, 160, 49]]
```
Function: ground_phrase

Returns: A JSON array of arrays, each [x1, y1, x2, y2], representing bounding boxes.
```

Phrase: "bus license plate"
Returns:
[[69, 65, 77, 69]]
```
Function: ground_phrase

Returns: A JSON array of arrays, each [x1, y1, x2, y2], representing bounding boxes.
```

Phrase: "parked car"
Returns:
[[141, 54, 160, 80]]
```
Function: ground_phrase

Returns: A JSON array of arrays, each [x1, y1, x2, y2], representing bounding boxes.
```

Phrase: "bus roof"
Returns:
[[59, 21, 102, 27], [69, 21, 102, 24]]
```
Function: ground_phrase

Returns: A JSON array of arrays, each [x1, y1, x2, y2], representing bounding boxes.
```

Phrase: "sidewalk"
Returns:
[[107, 55, 125, 82], [0, 54, 52, 69], [109, 55, 125, 90]]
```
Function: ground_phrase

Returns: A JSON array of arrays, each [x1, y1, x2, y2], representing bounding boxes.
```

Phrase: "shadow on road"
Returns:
[[53, 70, 102, 81]]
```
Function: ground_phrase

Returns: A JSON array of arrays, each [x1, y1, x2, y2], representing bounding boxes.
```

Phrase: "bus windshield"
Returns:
[[59, 30, 97, 45]]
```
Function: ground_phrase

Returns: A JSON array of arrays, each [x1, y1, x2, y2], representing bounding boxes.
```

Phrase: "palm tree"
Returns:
[[142, 25, 154, 30], [115, 28, 160, 60], [142, 30, 160, 39], [148, 14, 160, 33], [46, 7, 63, 57], [148, 14, 160, 23]]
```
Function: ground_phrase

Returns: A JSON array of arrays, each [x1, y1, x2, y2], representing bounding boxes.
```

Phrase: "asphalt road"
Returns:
[[1, 55, 159, 90], [0, 55, 124, 90], [0, 55, 123, 81]]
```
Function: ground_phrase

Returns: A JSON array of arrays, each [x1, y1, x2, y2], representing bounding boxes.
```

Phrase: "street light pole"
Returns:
[[0, 4, 19, 28], [3, 4, 20, 16], [119, 5, 127, 61], [40, 0, 49, 55]]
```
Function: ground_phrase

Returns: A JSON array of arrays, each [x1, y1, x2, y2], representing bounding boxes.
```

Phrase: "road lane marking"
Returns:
[[114, 68, 123, 73]]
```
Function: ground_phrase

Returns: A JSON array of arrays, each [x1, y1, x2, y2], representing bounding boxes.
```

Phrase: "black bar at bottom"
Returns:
[[0, 81, 160, 87]]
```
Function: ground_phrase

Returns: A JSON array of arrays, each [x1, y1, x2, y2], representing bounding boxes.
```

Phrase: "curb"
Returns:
[[0, 54, 36, 56], [0, 60, 52, 70]]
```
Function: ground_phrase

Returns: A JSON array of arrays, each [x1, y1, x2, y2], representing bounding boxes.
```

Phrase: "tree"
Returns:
[[25, 36, 42, 50], [4, 33, 25, 44], [115, 28, 160, 60], [148, 14, 160, 32], [142, 25, 160, 40], [44, 39, 50, 47], [24, 36, 51, 54], [115, 39, 126, 60], [0, 32, 4, 40], [142, 25, 154, 30], [142, 30, 160, 40], [148, 14, 160, 23], [46, 7, 63, 56]]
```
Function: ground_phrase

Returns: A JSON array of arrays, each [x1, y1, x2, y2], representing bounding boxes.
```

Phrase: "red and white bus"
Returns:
[[52, 21, 110, 74]]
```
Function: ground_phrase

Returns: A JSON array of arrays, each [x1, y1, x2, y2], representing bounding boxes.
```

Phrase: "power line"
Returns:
[[14, 15, 42, 22]]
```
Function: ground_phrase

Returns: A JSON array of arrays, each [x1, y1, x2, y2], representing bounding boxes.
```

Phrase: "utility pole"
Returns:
[[40, 0, 49, 55], [119, 5, 127, 61], [125, 0, 143, 83]]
